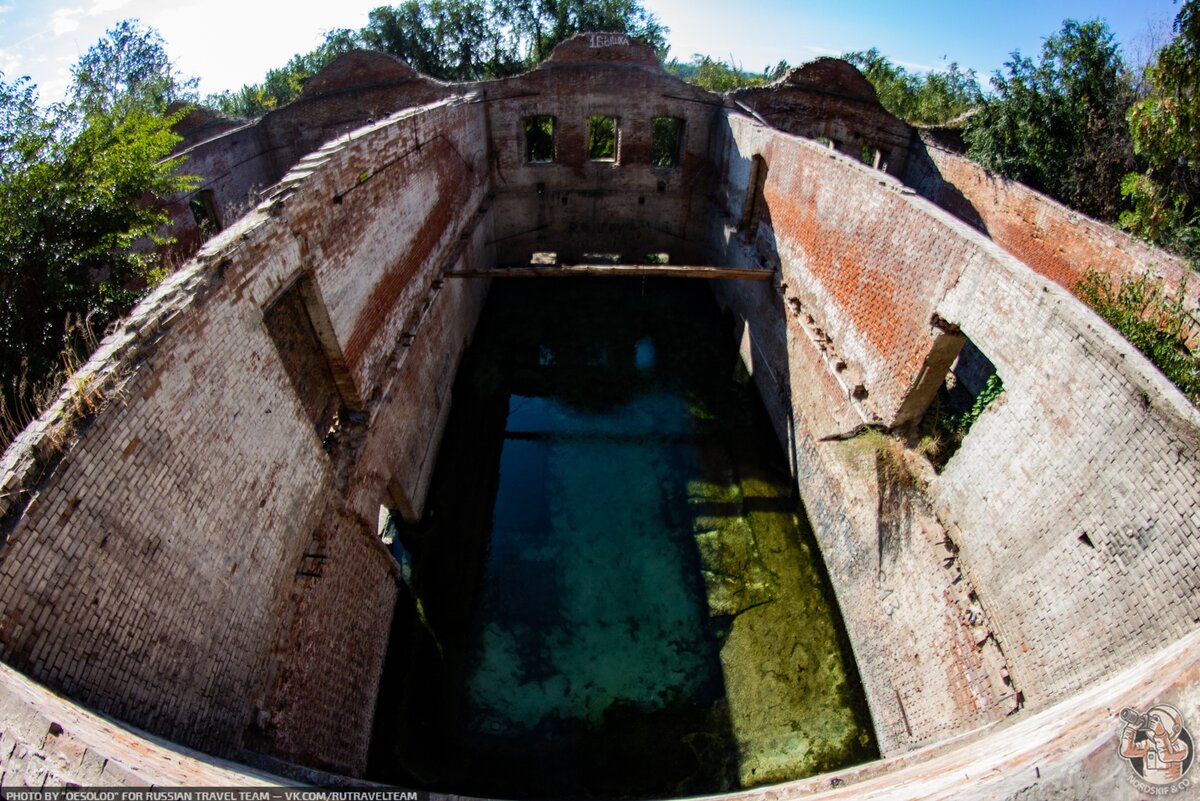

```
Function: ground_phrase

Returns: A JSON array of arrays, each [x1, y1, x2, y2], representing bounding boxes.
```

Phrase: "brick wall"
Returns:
[[730, 59, 914, 179], [0, 96, 493, 773], [479, 38, 721, 265], [163, 51, 454, 268], [711, 112, 1200, 749], [905, 134, 1200, 319]]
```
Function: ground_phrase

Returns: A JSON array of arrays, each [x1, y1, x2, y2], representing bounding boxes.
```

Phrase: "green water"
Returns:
[[368, 279, 875, 798]]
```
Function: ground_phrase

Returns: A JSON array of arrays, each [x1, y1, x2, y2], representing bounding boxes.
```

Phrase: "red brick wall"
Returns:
[[906, 134, 1200, 319]]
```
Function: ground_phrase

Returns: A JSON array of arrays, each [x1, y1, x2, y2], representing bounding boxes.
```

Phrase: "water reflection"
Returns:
[[368, 279, 874, 798]]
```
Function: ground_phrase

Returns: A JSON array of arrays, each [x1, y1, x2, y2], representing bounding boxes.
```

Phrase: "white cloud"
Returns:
[[895, 58, 939, 74], [0, 4, 15, 15], [50, 7, 85, 36]]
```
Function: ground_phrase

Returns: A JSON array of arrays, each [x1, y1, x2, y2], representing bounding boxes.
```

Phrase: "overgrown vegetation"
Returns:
[[0, 21, 197, 448], [1075, 270, 1200, 403], [918, 373, 1004, 470], [1121, 2, 1200, 265]]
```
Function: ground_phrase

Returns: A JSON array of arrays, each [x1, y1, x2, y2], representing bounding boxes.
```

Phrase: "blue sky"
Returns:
[[0, 0, 1183, 103]]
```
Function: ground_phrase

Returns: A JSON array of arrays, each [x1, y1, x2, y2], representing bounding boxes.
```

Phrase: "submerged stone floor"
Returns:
[[368, 279, 875, 798]]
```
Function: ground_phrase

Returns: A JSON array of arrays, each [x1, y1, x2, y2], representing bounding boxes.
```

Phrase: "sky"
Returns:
[[0, 0, 1185, 104]]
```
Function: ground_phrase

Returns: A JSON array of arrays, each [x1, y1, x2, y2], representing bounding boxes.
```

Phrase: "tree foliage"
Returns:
[[0, 25, 197, 443], [69, 19, 198, 117], [964, 19, 1136, 221], [209, 0, 667, 117], [207, 29, 360, 118], [842, 48, 982, 126], [1121, 0, 1200, 263], [1076, 270, 1200, 402], [665, 55, 789, 92]]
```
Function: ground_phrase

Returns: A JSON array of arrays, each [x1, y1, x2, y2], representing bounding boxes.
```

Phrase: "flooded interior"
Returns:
[[367, 279, 875, 799]]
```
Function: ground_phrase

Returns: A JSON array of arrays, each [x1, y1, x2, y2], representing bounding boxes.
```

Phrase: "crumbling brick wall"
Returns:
[[0, 96, 492, 774], [711, 112, 1200, 749]]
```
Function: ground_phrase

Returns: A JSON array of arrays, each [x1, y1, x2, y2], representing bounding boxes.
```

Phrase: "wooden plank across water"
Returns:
[[443, 264, 776, 280]]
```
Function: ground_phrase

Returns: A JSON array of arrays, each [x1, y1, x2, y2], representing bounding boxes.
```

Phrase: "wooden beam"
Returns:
[[444, 264, 775, 280]]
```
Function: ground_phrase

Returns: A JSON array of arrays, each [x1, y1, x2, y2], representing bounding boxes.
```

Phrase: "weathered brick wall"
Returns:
[[164, 51, 454, 267], [712, 112, 1200, 746], [0, 96, 493, 773], [905, 134, 1200, 317], [708, 124, 1014, 755], [931, 247, 1200, 707], [480, 36, 721, 265], [730, 59, 914, 179], [0, 216, 336, 753], [713, 118, 966, 427]]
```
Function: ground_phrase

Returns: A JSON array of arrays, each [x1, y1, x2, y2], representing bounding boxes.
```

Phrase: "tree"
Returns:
[[211, 0, 668, 116], [665, 55, 789, 92], [843, 49, 982, 126], [0, 27, 197, 444], [1121, 0, 1200, 263], [69, 20, 198, 117], [964, 19, 1136, 221], [0, 74, 46, 174], [207, 29, 362, 117]]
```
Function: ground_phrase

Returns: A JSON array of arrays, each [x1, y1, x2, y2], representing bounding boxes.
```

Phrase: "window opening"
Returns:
[[917, 339, 1004, 471], [588, 115, 618, 162], [738, 154, 768, 236], [651, 116, 684, 167], [524, 115, 556, 163], [263, 274, 362, 444], [189, 189, 222, 240], [379, 506, 414, 587]]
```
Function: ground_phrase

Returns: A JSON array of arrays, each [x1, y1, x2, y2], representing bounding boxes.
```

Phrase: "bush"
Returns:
[[1075, 270, 1200, 403]]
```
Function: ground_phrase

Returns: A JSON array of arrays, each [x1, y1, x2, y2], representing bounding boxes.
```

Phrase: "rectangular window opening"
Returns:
[[645, 252, 670, 265], [580, 252, 622, 264], [524, 115, 556, 163], [189, 189, 222, 241], [531, 251, 558, 265], [918, 339, 1004, 471], [588, 115, 618, 162], [378, 505, 414, 587], [738, 154, 768, 236], [263, 274, 362, 445], [651, 116, 684, 168], [860, 146, 880, 168]]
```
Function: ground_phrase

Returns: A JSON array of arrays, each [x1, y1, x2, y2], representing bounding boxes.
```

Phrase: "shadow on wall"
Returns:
[[903, 135, 989, 236]]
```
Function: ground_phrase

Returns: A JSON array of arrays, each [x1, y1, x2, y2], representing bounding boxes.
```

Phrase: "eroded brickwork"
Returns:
[[712, 112, 1200, 755], [0, 96, 492, 772]]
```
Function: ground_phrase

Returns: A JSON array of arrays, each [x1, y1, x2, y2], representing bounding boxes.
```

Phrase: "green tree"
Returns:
[[0, 29, 197, 443], [843, 48, 982, 125], [964, 19, 1136, 221], [207, 29, 362, 117], [665, 55, 789, 92], [69, 19, 198, 116], [1121, 0, 1200, 264], [212, 0, 668, 116]]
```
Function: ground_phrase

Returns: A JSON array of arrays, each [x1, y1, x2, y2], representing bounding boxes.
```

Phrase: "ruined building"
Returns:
[[2, 35, 1199, 800]]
